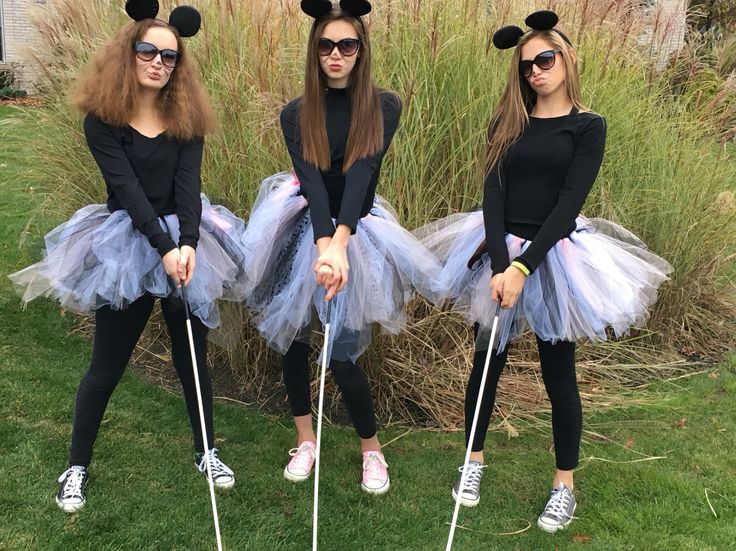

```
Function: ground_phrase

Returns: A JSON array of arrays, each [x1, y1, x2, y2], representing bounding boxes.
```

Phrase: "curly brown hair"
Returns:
[[71, 19, 217, 140]]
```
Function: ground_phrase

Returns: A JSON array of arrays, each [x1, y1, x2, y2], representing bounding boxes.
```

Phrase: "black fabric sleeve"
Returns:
[[280, 102, 335, 242], [517, 115, 607, 272], [335, 93, 402, 232], [174, 138, 203, 250], [482, 163, 510, 275], [83, 114, 177, 257]]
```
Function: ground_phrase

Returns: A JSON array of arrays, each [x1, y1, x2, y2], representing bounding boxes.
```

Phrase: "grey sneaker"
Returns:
[[56, 466, 88, 513], [537, 483, 577, 533], [451, 461, 487, 507]]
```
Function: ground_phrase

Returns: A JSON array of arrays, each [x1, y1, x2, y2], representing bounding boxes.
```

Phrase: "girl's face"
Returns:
[[318, 19, 360, 88], [519, 36, 569, 99], [134, 26, 179, 92]]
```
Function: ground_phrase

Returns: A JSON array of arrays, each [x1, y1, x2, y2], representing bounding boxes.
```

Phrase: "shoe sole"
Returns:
[[361, 479, 390, 495], [55, 497, 84, 513], [213, 478, 235, 490], [283, 466, 311, 482], [537, 503, 576, 533], [451, 487, 480, 507]]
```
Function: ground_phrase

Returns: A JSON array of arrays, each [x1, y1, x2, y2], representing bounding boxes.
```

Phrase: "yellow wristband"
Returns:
[[511, 260, 530, 277]]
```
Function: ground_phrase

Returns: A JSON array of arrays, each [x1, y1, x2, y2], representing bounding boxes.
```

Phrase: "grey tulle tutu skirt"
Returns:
[[8, 195, 248, 328], [240, 172, 442, 362], [416, 210, 673, 352]]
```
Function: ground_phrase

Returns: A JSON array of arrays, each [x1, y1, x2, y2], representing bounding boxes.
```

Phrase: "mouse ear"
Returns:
[[492, 26, 524, 50], [339, 0, 371, 16], [125, 0, 160, 21], [301, 0, 333, 18], [169, 6, 201, 38], [525, 10, 558, 31]]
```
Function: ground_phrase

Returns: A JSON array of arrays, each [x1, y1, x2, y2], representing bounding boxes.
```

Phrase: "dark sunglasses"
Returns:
[[317, 38, 361, 57], [134, 41, 181, 68], [518, 49, 561, 78]]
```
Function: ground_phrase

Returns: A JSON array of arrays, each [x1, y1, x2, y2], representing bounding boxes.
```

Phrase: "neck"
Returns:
[[327, 76, 349, 89], [532, 88, 573, 118], [136, 87, 160, 116]]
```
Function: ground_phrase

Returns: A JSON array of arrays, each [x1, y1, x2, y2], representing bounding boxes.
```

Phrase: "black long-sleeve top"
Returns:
[[483, 109, 606, 275], [280, 88, 402, 242], [83, 113, 203, 257]]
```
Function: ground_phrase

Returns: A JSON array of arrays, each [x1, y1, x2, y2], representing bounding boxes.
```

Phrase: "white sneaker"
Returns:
[[451, 461, 487, 507], [283, 441, 317, 482], [56, 466, 88, 513], [196, 448, 235, 489], [361, 451, 390, 495]]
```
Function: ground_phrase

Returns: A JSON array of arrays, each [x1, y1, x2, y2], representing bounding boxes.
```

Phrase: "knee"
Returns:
[[330, 361, 366, 394]]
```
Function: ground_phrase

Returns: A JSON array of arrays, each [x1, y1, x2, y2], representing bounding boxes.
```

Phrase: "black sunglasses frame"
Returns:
[[317, 38, 361, 57], [133, 41, 181, 69], [518, 49, 561, 78]]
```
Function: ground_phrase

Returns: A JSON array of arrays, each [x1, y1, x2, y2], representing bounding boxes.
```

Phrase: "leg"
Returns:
[[161, 296, 213, 454], [282, 339, 315, 445], [68, 295, 155, 467], [329, 359, 378, 451], [537, 336, 581, 490], [465, 324, 509, 463]]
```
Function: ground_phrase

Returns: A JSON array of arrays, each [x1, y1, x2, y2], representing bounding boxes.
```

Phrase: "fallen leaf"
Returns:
[[572, 534, 592, 543], [624, 438, 634, 449], [672, 418, 687, 429]]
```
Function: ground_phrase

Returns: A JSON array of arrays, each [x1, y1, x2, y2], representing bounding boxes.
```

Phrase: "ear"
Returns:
[[568, 48, 577, 65], [492, 26, 524, 50], [125, 0, 160, 21], [301, 0, 333, 18], [525, 10, 558, 31], [169, 6, 201, 38], [339, 0, 371, 16]]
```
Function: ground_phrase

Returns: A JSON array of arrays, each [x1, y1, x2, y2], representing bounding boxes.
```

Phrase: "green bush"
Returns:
[[18, 0, 736, 426]]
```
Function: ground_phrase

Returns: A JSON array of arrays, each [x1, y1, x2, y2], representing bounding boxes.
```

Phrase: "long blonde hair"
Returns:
[[298, 9, 385, 172], [484, 29, 587, 173], [71, 19, 217, 140]]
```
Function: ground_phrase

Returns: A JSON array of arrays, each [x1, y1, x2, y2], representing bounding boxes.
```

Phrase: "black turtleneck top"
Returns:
[[280, 88, 402, 242], [83, 113, 203, 257], [483, 109, 606, 275]]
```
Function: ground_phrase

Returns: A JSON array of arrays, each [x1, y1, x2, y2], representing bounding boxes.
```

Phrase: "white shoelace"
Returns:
[[57, 467, 85, 499], [288, 442, 316, 471], [457, 463, 487, 493], [543, 487, 573, 520], [197, 448, 234, 479], [362, 452, 388, 481]]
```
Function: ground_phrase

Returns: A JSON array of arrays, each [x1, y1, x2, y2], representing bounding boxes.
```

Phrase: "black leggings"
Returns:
[[282, 340, 377, 439], [465, 332, 582, 470], [68, 294, 213, 467]]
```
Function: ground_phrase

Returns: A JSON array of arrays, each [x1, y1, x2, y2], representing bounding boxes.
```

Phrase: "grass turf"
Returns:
[[1, 104, 734, 550]]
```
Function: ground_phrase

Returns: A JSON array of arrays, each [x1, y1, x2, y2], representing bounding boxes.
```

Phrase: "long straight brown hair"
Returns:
[[71, 19, 217, 140], [484, 29, 588, 173], [299, 9, 384, 172]]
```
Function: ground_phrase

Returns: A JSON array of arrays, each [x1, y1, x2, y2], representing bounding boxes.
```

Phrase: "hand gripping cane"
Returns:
[[445, 300, 502, 551], [312, 297, 333, 551], [180, 284, 224, 551]]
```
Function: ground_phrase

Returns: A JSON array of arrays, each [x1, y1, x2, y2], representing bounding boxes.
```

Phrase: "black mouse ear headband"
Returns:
[[300, 0, 372, 19], [125, 1, 202, 38], [492, 10, 572, 50]]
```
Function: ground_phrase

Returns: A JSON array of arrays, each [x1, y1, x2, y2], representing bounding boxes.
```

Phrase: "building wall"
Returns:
[[0, 0, 48, 91]]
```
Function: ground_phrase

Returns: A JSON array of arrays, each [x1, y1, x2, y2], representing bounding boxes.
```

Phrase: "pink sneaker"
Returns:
[[361, 451, 390, 495], [283, 441, 316, 482]]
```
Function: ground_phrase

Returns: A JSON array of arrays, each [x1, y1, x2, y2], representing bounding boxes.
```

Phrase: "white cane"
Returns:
[[180, 283, 224, 551], [312, 293, 333, 551], [445, 301, 502, 551]]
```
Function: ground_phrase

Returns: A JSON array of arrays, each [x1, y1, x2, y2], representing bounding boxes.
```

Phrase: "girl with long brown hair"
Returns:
[[9, 1, 248, 512], [419, 10, 671, 533], [241, 0, 440, 495]]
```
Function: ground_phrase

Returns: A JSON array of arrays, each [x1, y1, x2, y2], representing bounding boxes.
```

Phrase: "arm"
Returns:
[[280, 103, 335, 242], [83, 114, 176, 257], [334, 93, 402, 233], [482, 164, 509, 275], [174, 137, 204, 250], [516, 115, 607, 272]]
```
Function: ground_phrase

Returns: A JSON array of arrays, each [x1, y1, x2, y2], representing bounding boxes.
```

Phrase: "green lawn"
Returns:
[[1, 105, 734, 550]]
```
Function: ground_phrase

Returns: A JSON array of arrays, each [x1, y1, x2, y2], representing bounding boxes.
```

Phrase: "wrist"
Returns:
[[510, 260, 530, 277], [330, 225, 351, 249]]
